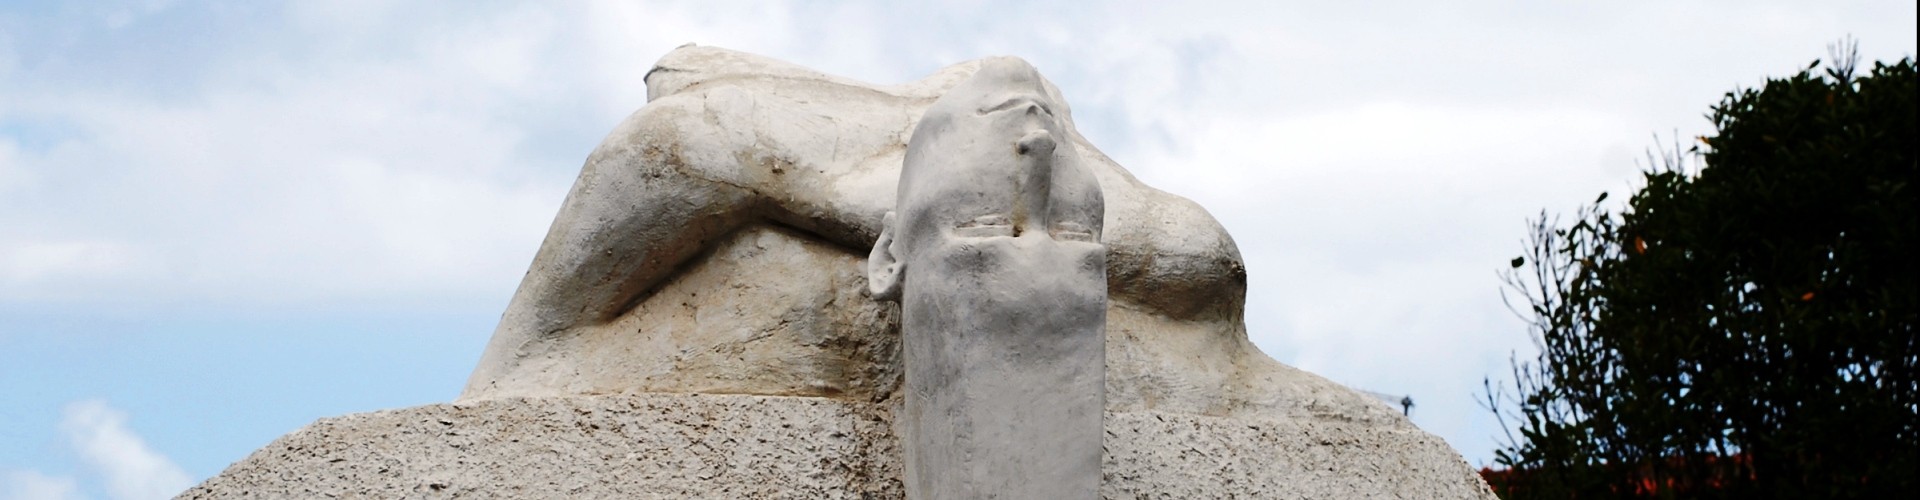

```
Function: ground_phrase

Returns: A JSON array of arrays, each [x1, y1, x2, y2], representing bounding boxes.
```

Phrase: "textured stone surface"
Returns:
[[506, 223, 902, 400], [180, 394, 901, 499], [180, 394, 1493, 499], [868, 57, 1109, 498]]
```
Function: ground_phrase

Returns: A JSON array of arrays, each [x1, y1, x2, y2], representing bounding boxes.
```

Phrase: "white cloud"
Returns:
[[0, 4, 583, 310], [0, 401, 190, 500], [58, 400, 191, 500], [2, 470, 83, 500], [0, 241, 142, 298]]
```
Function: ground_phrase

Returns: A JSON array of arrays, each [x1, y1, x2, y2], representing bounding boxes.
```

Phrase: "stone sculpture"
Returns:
[[184, 45, 1497, 499], [868, 57, 1105, 498], [456, 45, 1319, 423]]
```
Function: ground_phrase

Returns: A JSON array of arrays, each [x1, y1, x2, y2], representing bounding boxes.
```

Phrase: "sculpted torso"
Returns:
[[461, 46, 1395, 425]]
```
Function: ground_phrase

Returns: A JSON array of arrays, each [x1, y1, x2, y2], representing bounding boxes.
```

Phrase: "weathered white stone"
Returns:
[[180, 394, 1495, 499], [869, 57, 1108, 498], [182, 395, 903, 499]]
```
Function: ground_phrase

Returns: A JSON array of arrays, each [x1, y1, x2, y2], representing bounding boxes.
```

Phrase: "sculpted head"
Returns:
[[868, 57, 1105, 300], [867, 56, 1109, 497]]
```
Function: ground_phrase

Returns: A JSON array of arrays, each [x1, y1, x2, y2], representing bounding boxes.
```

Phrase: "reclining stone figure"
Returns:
[[461, 44, 1395, 426]]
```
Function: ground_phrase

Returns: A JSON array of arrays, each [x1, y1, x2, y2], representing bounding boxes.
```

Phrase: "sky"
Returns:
[[1, 1, 1914, 498]]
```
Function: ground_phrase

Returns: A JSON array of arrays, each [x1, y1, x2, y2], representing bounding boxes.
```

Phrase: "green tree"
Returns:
[[1485, 45, 1917, 499]]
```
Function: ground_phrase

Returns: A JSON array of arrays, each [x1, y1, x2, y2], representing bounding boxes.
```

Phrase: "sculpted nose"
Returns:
[[1016, 128, 1056, 156], [1013, 129, 1055, 234]]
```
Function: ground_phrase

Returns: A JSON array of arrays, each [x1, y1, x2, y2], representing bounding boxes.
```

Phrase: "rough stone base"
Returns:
[[181, 393, 1492, 499]]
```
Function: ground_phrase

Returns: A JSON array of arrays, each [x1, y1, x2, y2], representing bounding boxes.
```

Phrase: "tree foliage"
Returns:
[[1485, 45, 1917, 498]]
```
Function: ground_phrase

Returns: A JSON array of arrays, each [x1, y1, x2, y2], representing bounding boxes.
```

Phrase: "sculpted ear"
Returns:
[[868, 211, 905, 302]]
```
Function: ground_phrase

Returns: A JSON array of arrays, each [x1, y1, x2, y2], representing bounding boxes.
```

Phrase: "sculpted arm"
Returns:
[[463, 78, 909, 399]]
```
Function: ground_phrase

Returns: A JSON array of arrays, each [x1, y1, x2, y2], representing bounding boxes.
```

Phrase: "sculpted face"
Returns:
[[869, 57, 1104, 300], [869, 57, 1106, 498]]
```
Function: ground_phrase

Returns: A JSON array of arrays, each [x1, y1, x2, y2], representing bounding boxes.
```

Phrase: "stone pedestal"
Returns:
[[180, 394, 1496, 499]]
